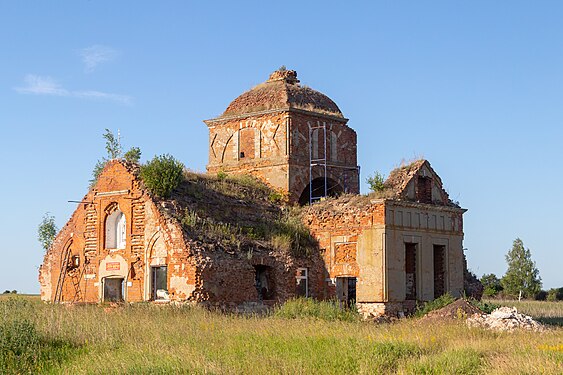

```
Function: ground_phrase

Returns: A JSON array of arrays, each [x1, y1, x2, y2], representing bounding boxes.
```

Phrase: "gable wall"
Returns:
[[39, 161, 198, 303]]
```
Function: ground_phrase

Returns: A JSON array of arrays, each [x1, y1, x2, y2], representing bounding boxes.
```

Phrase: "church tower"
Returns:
[[204, 68, 359, 204]]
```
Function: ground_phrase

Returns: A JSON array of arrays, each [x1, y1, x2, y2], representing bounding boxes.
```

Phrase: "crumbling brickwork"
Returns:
[[302, 160, 467, 318], [39, 160, 328, 307], [205, 69, 359, 204], [39, 161, 199, 304], [39, 69, 470, 319]]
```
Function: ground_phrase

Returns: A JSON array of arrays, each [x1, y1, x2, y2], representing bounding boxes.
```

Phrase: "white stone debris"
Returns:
[[467, 306, 544, 332]]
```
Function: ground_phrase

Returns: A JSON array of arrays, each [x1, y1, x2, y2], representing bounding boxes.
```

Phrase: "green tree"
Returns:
[[103, 128, 122, 159], [124, 146, 142, 164], [501, 238, 541, 299], [140, 154, 185, 198], [480, 273, 503, 297], [90, 129, 142, 186], [38, 213, 58, 251], [546, 287, 563, 301], [366, 171, 385, 192]]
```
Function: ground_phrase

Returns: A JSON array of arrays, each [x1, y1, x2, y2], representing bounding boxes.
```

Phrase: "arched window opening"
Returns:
[[330, 131, 338, 162], [312, 129, 319, 159], [105, 210, 126, 249]]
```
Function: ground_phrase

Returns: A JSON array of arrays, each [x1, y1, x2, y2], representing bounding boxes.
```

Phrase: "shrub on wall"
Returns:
[[140, 154, 185, 198]]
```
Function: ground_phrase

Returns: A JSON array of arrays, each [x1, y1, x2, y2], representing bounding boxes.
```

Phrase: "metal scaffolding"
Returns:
[[307, 122, 360, 204], [308, 122, 328, 204]]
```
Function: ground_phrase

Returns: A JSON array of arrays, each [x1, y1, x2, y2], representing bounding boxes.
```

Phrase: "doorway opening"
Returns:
[[151, 266, 169, 301], [254, 265, 275, 300], [405, 243, 417, 300], [433, 245, 446, 298], [336, 277, 356, 308], [103, 277, 124, 302]]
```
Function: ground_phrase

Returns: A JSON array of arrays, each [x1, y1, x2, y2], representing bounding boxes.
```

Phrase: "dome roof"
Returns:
[[220, 69, 344, 118]]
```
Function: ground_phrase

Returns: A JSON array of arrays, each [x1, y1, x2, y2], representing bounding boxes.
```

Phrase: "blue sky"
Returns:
[[1, 1, 562, 293]]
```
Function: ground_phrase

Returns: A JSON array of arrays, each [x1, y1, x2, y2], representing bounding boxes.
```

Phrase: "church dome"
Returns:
[[221, 68, 344, 118]]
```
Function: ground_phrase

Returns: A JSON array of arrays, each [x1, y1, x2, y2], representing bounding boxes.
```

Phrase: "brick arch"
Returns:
[[58, 237, 75, 270], [104, 203, 126, 250], [293, 167, 346, 205], [298, 177, 344, 205], [221, 133, 236, 162], [144, 231, 169, 301], [146, 232, 168, 263], [104, 201, 119, 215]]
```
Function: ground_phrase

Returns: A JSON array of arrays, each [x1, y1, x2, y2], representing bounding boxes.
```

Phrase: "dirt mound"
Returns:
[[422, 299, 481, 321]]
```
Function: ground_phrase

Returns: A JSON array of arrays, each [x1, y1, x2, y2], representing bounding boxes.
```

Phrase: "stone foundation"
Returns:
[[356, 301, 418, 319]]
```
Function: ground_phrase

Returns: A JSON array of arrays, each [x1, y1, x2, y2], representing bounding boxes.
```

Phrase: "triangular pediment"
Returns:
[[384, 159, 453, 206]]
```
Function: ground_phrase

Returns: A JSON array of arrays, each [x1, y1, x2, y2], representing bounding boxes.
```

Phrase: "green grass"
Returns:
[[273, 298, 360, 322], [1, 296, 562, 374]]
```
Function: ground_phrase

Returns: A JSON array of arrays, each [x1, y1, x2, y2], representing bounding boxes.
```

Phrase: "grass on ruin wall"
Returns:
[[177, 171, 317, 257]]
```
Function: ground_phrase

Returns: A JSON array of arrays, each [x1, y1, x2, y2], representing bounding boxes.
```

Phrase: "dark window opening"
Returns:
[[295, 268, 308, 297], [433, 245, 446, 299], [67, 254, 80, 270], [254, 265, 275, 300], [405, 243, 417, 300], [336, 277, 356, 308], [417, 176, 432, 204], [298, 177, 344, 205], [239, 152, 245, 158], [151, 266, 169, 300], [103, 277, 124, 302]]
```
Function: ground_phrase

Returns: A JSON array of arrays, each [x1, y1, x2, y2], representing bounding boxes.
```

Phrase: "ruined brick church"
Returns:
[[39, 68, 468, 317]]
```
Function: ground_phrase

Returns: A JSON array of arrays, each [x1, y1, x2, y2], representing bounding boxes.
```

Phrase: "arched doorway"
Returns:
[[298, 177, 344, 205]]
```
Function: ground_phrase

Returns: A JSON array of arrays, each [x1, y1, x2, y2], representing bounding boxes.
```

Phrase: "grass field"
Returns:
[[1, 295, 562, 374]]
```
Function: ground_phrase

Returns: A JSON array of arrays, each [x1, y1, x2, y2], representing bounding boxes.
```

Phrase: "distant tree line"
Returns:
[[481, 238, 561, 301]]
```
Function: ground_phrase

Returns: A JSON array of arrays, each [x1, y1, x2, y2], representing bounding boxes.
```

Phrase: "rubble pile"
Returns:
[[467, 306, 544, 332]]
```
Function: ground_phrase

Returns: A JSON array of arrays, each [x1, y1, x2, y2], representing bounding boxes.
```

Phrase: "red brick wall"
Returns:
[[303, 199, 385, 281], [206, 109, 359, 203], [39, 160, 199, 304]]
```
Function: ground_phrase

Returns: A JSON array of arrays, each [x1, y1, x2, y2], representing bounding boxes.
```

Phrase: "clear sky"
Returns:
[[1, 1, 562, 293]]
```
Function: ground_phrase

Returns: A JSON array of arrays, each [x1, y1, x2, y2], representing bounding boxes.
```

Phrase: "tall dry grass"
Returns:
[[1, 296, 562, 374]]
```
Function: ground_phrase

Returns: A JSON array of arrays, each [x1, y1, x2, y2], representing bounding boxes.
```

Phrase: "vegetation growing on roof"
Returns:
[[366, 171, 385, 192], [89, 129, 142, 187], [123, 147, 142, 164], [168, 171, 316, 257], [140, 154, 185, 199]]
